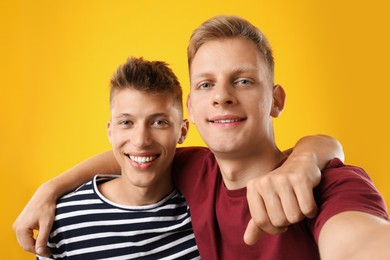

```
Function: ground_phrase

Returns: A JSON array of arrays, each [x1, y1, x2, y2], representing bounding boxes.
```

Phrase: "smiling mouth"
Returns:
[[125, 154, 159, 164], [209, 118, 244, 123]]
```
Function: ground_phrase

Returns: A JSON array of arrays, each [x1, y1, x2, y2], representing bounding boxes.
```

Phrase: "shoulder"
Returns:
[[172, 147, 220, 195], [316, 158, 386, 208], [57, 179, 95, 202], [175, 146, 213, 159], [311, 158, 388, 240], [173, 146, 217, 169], [56, 175, 116, 211], [319, 158, 380, 192]]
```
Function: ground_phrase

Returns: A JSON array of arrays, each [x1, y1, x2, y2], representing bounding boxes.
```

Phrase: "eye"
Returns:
[[119, 120, 132, 127], [199, 82, 213, 89], [152, 119, 169, 128], [236, 79, 253, 86]]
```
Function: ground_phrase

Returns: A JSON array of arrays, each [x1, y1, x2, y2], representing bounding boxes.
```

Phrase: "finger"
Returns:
[[36, 246, 51, 258], [243, 219, 262, 245], [246, 181, 273, 230], [35, 220, 52, 257], [247, 182, 283, 235], [294, 182, 318, 218], [15, 227, 37, 253], [246, 181, 268, 224], [246, 187, 267, 243], [261, 188, 290, 229], [278, 185, 305, 224]]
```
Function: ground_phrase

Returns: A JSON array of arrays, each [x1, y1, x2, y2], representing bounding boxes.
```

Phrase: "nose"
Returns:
[[131, 125, 152, 148], [212, 83, 237, 107]]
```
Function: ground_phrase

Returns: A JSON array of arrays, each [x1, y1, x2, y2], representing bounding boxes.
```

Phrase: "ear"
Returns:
[[270, 84, 286, 117], [178, 119, 190, 144], [186, 94, 195, 124], [107, 120, 113, 144]]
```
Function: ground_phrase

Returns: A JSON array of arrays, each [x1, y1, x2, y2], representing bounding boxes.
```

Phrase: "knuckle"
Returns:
[[12, 222, 17, 232], [13, 226, 22, 235], [12, 219, 22, 232], [21, 244, 35, 253], [270, 216, 288, 228], [248, 175, 271, 191], [251, 215, 268, 228], [290, 172, 306, 183], [246, 179, 256, 191], [258, 175, 272, 188], [301, 204, 318, 217], [286, 212, 304, 224], [273, 174, 288, 186]]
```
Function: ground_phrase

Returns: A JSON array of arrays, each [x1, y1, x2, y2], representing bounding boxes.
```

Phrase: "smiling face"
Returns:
[[187, 37, 285, 158], [108, 88, 188, 193]]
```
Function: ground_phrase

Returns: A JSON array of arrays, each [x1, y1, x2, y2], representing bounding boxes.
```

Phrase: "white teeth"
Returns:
[[129, 155, 156, 164], [214, 119, 241, 123]]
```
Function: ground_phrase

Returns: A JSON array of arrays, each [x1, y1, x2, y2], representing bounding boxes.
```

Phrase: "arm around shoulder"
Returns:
[[287, 134, 344, 170], [48, 150, 120, 195], [13, 150, 119, 256]]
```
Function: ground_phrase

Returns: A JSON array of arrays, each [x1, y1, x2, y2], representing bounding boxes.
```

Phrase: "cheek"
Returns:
[[110, 130, 128, 147], [187, 97, 196, 123], [161, 131, 180, 146], [158, 130, 181, 149], [190, 99, 207, 121], [249, 94, 272, 112]]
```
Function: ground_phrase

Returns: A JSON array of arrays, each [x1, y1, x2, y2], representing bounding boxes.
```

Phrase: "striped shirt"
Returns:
[[38, 175, 200, 259]]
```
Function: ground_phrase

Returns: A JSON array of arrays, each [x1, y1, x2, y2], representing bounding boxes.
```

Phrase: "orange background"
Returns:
[[1, 1, 389, 258]]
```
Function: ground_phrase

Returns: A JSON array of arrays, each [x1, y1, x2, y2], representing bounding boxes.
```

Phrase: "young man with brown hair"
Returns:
[[37, 57, 200, 259]]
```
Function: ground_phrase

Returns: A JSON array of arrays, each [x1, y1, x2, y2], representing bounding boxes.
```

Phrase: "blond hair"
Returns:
[[187, 15, 274, 81]]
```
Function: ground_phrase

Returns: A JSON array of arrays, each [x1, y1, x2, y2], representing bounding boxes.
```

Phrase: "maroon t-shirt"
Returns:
[[172, 147, 388, 260]]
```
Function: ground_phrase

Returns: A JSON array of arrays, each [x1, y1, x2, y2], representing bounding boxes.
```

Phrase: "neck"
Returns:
[[214, 147, 286, 190], [98, 176, 174, 206]]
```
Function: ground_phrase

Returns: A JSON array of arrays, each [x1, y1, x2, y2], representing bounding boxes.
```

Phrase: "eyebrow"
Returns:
[[230, 65, 258, 75], [112, 112, 169, 119], [112, 113, 132, 119], [191, 66, 258, 82], [192, 65, 257, 77]]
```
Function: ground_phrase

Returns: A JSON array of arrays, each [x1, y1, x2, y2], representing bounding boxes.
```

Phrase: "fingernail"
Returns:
[[36, 247, 43, 255]]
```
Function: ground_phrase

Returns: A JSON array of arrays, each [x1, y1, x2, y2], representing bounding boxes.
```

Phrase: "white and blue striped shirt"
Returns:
[[38, 175, 200, 259]]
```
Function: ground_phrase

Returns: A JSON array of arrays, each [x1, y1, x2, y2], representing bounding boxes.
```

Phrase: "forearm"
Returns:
[[42, 150, 120, 200], [319, 212, 390, 260], [13, 150, 120, 255], [287, 134, 344, 170]]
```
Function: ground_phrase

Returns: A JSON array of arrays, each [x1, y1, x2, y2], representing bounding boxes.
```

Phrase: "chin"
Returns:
[[209, 144, 236, 154], [126, 174, 157, 188]]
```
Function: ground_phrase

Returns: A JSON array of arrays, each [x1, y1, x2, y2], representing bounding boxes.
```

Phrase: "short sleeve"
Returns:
[[309, 158, 389, 242]]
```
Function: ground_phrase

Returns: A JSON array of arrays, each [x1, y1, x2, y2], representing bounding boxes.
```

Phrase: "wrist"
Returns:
[[288, 150, 318, 166], [39, 179, 62, 201]]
